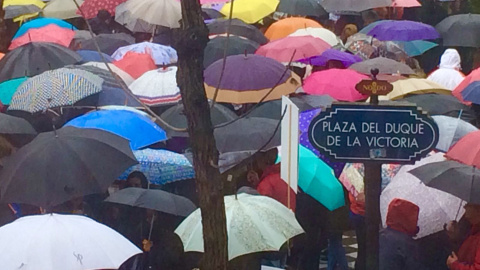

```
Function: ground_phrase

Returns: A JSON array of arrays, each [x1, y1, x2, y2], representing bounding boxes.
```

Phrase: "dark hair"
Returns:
[[97, 10, 112, 21], [127, 171, 149, 189]]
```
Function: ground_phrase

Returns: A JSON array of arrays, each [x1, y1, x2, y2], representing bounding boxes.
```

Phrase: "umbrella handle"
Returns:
[[148, 212, 156, 241]]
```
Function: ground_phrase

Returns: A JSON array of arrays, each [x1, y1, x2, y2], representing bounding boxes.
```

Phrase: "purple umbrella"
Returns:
[[366, 20, 440, 41], [299, 49, 363, 67], [299, 108, 345, 177]]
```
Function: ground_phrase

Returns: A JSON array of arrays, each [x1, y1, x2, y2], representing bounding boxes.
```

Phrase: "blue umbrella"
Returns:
[[13, 18, 77, 39], [77, 50, 114, 63], [65, 110, 167, 150], [461, 81, 480, 104], [119, 148, 195, 185], [0, 77, 26, 105]]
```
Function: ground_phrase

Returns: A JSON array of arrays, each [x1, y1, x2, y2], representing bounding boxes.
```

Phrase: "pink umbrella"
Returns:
[[303, 69, 369, 101], [9, 24, 75, 50], [76, 0, 127, 19], [255, 36, 331, 63]]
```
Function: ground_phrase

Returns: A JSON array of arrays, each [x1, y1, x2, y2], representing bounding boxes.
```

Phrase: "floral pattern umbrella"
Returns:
[[76, 0, 127, 19]]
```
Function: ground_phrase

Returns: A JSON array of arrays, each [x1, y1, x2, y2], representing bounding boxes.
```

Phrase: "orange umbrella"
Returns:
[[264, 17, 322, 41], [113, 51, 157, 79]]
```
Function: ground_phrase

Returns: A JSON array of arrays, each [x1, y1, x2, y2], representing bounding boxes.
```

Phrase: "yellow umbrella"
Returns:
[[220, 0, 279, 24], [379, 78, 452, 100], [42, 0, 84, 19], [3, 0, 44, 19]]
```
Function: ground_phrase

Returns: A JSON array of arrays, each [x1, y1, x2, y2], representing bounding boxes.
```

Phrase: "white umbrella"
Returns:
[[432, 115, 477, 152], [111, 42, 178, 65], [0, 214, 141, 270], [42, 0, 84, 19], [289, 27, 339, 46], [129, 66, 181, 106], [175, 193, 304, 260], [82, 61, 135, 86], [115, 3, 156, 33], [120, 0, 181, 29], [380, 153, 465, 238]]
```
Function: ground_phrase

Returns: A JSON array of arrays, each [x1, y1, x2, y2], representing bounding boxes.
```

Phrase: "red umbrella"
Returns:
[[9, 24, 75, 50], [445, 130, 480, 167], [452, 67, 480, 103], [76, 0, 127, 19], [255, 36, 331, 63], [113, 51, 157, 79], [303, 69, 369, 101]]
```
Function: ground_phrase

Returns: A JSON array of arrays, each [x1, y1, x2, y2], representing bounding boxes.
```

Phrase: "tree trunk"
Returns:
[[174, 0, 229, 270], [0, 0, 8, 52]]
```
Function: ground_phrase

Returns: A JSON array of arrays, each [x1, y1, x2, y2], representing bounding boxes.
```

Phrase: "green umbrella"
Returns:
[[0, 77, 26, 105]]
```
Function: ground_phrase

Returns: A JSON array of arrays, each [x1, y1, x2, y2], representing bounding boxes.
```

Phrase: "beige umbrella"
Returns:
[[42, 0, 84, 19], [379, 78, 452, 100], [121, 0, 181, 29], [289, 27, 339, 46], [82, 61, 135, 86]]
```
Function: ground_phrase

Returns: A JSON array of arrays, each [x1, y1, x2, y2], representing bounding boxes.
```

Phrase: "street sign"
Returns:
[[308, 102, 438, 163], [355, 79, 393, 96]]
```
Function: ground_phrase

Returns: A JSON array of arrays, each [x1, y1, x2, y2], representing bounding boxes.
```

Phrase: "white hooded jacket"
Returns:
[[427, 49, 465, 90]]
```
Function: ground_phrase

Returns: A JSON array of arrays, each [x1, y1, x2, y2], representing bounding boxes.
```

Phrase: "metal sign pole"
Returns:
[[364, 162, 382, 270]]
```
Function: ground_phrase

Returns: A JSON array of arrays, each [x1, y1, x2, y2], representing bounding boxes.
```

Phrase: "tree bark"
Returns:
[[0, 0, 8, 53], [174, 0, 228, 270]]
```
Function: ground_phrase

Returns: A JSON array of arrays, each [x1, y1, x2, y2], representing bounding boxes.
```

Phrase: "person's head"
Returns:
[[97, 10, 112, 24], [126, 171, 148, 189], [340, 24, 358, 44], [464, 203, 480, 225], [361, 10, 379, 26], [386, 198, 420, 236], [439, 48, 462, 70]]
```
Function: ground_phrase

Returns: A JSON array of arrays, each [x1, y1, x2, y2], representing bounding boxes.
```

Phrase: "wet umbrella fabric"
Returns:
[[345, 33, 409, 62], [380, 78, 450, 101], [42, 0, 84, 19], [0, 127, 137, 208], [0, 78, 26, 105], [120, 0, 181, 28], [0, 214, 142, 270], [77, 50, 114, 63], [75, 33, 135, 55], [289, 28, 339, 46], [276, 0, 327, 17], [83, 61, 135, 86], [264, 17, 323, 41], [445, 130, 480, 168], [207, 19, 268, 45], [9, 24, 75, 50], [129, 67, 181, 106], [436, 14, 480, 47], [365, 20, 440, 41], [111, 42, 178, 65], [13, 18, 77, 39], [460, 81, 480, 104], [349, 57, 414, 75], [432, 115, 477, 153], [299, 49, 362, 67], [105, 187, 196, 216], [321, 0, 390, 13], [0, 42, 81, 83], [219, 0, 279, 24], [409, 160, 480, 204], [76, 0, 127, 19], [3, 0, 44, 19], [256, 35, 331, 63], [0, 113, 36, 135], [204, 36, 259, 68]]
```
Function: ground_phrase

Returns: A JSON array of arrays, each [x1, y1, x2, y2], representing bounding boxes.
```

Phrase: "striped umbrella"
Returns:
[[8, 68, 104, 113], [129, 67, 181, 106]]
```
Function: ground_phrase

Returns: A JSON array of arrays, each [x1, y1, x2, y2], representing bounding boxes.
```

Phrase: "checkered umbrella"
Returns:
[[8, 68, 104, 113]]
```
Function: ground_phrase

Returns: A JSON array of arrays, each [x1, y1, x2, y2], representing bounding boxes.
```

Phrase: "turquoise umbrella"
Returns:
[[0, 77, 26, 105]]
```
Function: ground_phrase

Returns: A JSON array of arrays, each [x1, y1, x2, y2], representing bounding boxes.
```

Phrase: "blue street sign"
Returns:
[[308, 102, 438, 163]]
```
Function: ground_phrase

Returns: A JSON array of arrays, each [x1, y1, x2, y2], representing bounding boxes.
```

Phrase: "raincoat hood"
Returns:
[[439, 49, 461, 70], [386, 198, 419, 236]]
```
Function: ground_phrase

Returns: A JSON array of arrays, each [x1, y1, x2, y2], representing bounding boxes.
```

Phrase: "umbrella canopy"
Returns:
[[256, 35, 331, 63], [289, 27, 339, 46], [299, 49, 362, 67], [76, 0, 127, 19], [111, 42, 178, 65], [0, 113, 36, 135], [120, 0, 181, 28], [75, 33, 135, 55], [381, 78, 451, 100], [452, 67, 480, 103], [349, 57, 414, 75], [381, 153, 464, 238], [432, 115, 477, 152], [436, 14, 480, 47], [105, 187, 196, 216], [13, 18, 77, 39], [118, 149, 194, 185], [202, 8, 224, 20], [264, 17, 322, 41], [65, 109, 167, 150], [113, 51, 157, 79], [83, 61, 135, 85], [392, 0, 421, 7], [114, 2, 156, 33], [207, 18, 268, 45], [42, 0, 84, 19], [276, 0, 327, 17], [214, 117, 280, 153], [3, 0, 44, 19], [410, 160, 480, 204], [175, 193, 304, 260], [160, 102, 237, 138], [0, 42, 81, 83], [0, 214, 141, 270], [9, 24, 75, 50], [459, 81, 480, 104], [204, 54, 301, 104], [0, 77, 26, 105], [129, 67, 181, 106], [365, 20, 439, 41], [204, 36, 260, 68], [345, 33, 409, 62], [340, 162, 400, 197], [445, 130, 480, 168], [0, 127, 137, 208], [303, 69, 369, 101], [396, 40, 438, 57], [321, 0, 391, 13], [77, 50, 114, 63], [8, 68, 104, 113], [220, 0, 279, 24]]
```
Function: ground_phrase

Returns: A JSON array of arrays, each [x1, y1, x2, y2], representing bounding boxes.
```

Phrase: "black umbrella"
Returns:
[[204, 36, 260, 68], [202, 8, 224, 19], [436, 14, 480, 47], [160, 102, 237, 137], [395, 94, 476, 124], [208, 19, 269, 45], [277, 0, 327, 17], [349, 57, 415, 75], [0, 113, 36, 135], [75, 33, 135, 55], [0, 42, 82, 83], [214, 117, 280, 153], [409, 160, 480, 204], [105, 187, 196, 217], [0, 126, 137, 208]]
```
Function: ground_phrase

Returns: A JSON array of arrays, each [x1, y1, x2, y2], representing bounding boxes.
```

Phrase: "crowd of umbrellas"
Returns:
[[1, 0, 480, 269]]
